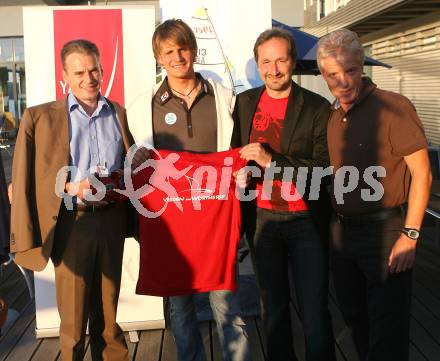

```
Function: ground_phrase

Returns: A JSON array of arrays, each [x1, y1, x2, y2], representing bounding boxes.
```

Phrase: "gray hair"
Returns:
[[316, 28, 365, 70]]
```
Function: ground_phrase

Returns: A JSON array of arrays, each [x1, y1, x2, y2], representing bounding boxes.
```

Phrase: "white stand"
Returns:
[[34, 237, 165, 339]]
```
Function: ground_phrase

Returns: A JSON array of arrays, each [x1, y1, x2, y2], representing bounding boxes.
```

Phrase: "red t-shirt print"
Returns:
[[132, 148, 246, 297], [251, 90, 287, 150], [250, 90, 308, 212], [252, 105, 284, 147]]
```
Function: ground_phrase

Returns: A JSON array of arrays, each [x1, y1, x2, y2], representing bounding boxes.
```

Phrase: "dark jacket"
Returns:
[[231, 81, 333, 242], [0, 154, 9, 263]]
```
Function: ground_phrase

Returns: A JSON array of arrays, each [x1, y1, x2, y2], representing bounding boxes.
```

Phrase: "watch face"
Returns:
[[408, 229, 420, 239]]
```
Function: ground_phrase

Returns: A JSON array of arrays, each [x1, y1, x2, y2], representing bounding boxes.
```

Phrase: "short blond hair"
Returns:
[[152, 19, 197, 60]]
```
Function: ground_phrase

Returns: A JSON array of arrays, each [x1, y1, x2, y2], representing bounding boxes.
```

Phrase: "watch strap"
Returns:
[[401, 227, 420, 240]]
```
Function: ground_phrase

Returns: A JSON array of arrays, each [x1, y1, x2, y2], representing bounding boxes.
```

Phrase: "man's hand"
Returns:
[[131, 147, 151, 173], [65, 178, 92, 201], [388, 234, 417, 273], [239, 143, 272, 168], [387, 147, 430, 274], [233, 168, 252, 189], [8, 183, 12, 204], [65, 177, 111, 206]]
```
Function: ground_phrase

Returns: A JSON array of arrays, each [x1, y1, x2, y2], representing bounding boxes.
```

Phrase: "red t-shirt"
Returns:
[[250, 90, 308, 212], [133, 148, 246, 296]]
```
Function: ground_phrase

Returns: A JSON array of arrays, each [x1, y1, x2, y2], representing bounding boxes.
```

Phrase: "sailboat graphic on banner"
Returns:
[[190, 8, 245, 93]]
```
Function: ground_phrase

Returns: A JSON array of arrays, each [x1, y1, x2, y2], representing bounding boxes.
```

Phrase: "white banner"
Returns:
[[23, 5, 164, 337], [160, 0, 271, 93]]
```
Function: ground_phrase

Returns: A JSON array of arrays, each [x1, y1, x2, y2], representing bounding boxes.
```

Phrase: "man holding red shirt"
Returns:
[[130, 19, 250, 361], [232, 28, 335, 361]]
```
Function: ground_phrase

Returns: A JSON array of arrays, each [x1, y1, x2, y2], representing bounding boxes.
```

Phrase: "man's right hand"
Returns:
[[8, 183, 12, 204], [65, 178, 92, 201], [65, 177, 110, 206], [233, 168, 252, 189]]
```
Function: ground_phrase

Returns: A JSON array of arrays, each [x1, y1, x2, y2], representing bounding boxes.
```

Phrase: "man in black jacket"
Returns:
[[232, 28, 335, 361], [0, 149, 10, 332], [0, 154, 9, 264]]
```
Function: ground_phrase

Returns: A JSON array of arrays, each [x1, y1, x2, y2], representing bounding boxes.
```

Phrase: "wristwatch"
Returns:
[[401, 227, 420, 241]]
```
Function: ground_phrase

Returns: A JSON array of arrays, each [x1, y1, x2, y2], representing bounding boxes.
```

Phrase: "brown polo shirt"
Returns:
[[327, 77, 427, 215], [152, 75, 217, 152]]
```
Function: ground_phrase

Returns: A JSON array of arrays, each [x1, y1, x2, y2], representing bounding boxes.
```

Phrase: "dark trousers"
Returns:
[[51, 206, 129, 361], [251, 208, 335, 361], [330, 213, 412, 361]]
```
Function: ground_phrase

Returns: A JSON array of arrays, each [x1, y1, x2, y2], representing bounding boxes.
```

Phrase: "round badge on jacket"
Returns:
[[164, 112, 177, 125]]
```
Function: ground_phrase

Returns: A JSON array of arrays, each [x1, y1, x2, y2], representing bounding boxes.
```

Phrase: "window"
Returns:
[[334, 0, 344, 10], [0, 37, 26, 128], [318, 0, 325, 20], [318, 0, 351, 19], [363, 46, 372, 79]]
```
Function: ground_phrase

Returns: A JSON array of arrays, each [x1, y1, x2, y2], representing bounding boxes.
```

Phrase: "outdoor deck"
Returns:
[[1, 229, 439, 361], [1, 148, 440, 361]]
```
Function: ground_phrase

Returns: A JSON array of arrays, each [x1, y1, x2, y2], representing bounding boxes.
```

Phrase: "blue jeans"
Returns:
[[252, 208, 335, 361], [169, 290, 251, 361]]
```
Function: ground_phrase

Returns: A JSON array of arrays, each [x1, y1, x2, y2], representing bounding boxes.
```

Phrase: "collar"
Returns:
[[262, 83, 292, 101], [333, 99, 351, 111], [68, 92, 109, 115], [332, 77, 377, 111], [156, 72, 213, 105]]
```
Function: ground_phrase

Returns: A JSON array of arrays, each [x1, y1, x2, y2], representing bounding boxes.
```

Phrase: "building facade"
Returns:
[[303, 0, 440, 145], [0, 0, 300, 129], [0, 0, 159, 129]]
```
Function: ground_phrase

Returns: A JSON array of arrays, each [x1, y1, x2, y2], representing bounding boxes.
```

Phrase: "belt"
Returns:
[[336, 205, 405, 224], [63, 202, 116, 213]]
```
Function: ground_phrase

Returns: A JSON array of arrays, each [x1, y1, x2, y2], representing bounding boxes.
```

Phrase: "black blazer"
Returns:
[[232, 81, 332, 242], [0, 155, 9, 263]]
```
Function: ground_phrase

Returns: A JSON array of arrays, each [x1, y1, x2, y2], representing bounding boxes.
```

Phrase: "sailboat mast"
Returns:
[[204, 8, 236, 96]]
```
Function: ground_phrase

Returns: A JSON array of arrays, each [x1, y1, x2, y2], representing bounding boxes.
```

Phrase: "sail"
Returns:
[[190, 7, 243, 93], [159, 0, 271, 92]]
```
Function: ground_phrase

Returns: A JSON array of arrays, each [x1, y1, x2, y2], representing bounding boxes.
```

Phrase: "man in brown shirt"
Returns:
[[318, 28, 432, 361]]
